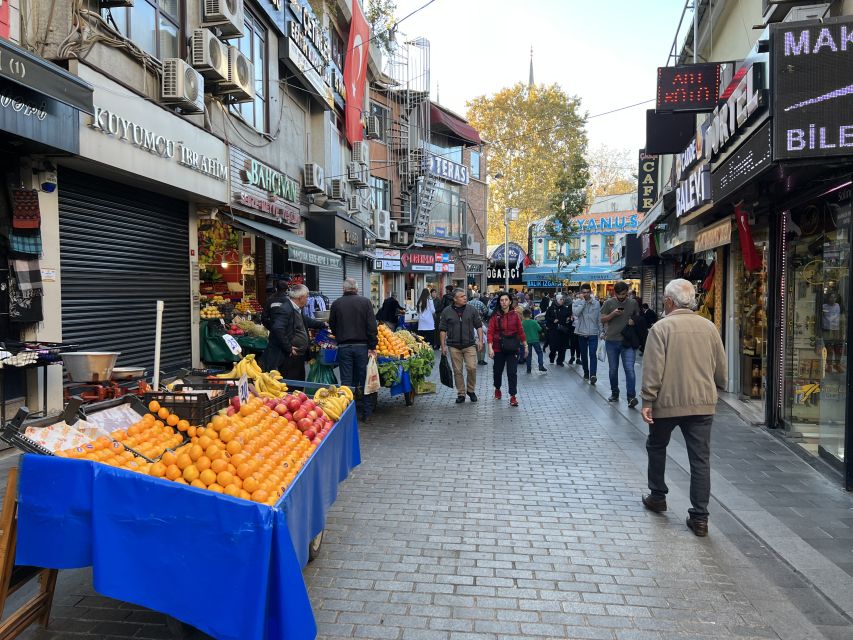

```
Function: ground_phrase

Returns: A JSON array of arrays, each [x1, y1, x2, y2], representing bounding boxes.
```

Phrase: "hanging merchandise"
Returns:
[[8, 231, 42, 257], [10, 189, 41, 229], [8, 267, 42, 324], [735, 203, 763, 272], [702, 261, 716, 293]]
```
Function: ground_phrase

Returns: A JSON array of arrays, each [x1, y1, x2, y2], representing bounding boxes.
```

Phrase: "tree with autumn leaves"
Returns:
[[466, 83, 590, 249]]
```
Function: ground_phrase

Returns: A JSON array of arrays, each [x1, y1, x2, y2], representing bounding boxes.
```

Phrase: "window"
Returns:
[[428, 183, 463, 237], [470, 150, 481, 180], [370, 176, 390, 211], [429, 134, 463, 164], [370, 102, 389, 144], [568, 236, 581, 255], [546, 240, 559, 262], [103, 0, 181, 60], [602, 235, 615, 261], [330, 28, 345, 72], [227, 11, 267, 132], [329, 110, 345, 177]]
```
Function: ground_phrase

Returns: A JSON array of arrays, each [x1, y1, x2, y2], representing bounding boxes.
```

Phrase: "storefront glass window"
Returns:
[[103, 0, 180, 61], [228, 10, 267, 132], [428, 183, 462, 238], [735, 233, 768, 406], [370, 102, 389, 144], [784, 191, 851, 463]]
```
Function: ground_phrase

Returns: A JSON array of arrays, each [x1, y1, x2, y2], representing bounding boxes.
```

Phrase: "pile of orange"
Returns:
[[146, 396, 315, 505], [377, 324, 410, 359], [56, 438, 153, 474], [108, 401, 186, 460]]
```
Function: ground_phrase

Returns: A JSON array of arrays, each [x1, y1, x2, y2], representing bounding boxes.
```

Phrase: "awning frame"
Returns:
[[229, 214, 342, 269]]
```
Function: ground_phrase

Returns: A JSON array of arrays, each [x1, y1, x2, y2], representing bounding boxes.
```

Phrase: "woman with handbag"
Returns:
[[488, 291, 528, 407]]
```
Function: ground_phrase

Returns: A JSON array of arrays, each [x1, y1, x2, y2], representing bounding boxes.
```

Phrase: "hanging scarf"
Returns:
[[735, 204, 763, 272]]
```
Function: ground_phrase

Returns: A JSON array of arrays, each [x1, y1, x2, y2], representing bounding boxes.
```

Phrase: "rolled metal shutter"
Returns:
[[59, 168, 191, 373], [343, 256, 366, 296], [642, 267, 654, 307], [317, 265, 343, 302]]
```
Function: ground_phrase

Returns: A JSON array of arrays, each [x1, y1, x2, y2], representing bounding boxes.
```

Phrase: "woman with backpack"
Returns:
[[488, 291, 528, 407]]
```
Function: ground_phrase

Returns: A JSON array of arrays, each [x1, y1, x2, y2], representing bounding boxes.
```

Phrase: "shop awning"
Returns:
[[0, 39, 94, 114], [522, 265, 619, 284], [430, 103, 482, 146], [230, 215, 342, 269]]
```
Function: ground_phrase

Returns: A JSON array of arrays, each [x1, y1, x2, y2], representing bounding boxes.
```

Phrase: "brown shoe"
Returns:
[[686, 516, 708, 537], [642, 495, 667, 513]]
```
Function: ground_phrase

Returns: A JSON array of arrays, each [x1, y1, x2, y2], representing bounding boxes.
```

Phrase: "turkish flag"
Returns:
[[735, 204, 762, 272], [344, 0, 370, 145], [0, 0, 10, 40]]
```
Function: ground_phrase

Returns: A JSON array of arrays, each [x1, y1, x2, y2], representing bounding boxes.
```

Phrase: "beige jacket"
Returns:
[[641, 309, 727, 418]]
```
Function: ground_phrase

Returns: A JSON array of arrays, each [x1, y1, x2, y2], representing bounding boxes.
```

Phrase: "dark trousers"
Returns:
[[548, 330, 568, 364], [576, 335, 598, 377], [492, 351, 518, 396], [568, 334, 580, 360], [646, 414, 713, 520], [337, 344, 374, 419], [281, 353, 306, 382]]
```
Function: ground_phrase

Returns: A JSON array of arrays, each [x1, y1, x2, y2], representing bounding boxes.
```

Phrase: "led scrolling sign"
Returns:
[[656, 63, 721, 113]]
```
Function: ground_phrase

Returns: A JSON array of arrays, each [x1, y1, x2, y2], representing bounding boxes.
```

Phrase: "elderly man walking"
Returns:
[[439, 288, 484, 403], [640, 279, 727, 537], [260, 283, 326, 381]]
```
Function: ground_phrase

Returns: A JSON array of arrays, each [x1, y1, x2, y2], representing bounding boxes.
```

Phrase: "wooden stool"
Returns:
[[0, 468, 58, 639]]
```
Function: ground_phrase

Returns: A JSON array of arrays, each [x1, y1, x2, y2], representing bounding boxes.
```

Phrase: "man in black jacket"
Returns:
[[439, 289, 484, 403], [330, 278, 379, 420], [545, 294, 571, 366], [260, 283, 326, 380]]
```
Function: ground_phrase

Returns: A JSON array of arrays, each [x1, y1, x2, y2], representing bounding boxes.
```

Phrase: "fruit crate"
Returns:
[[1, 407, 66, 456], [143, 389, 231, 427]]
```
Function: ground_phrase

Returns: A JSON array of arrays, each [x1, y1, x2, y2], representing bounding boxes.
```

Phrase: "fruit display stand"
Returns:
[[13, 393, 361, 640]]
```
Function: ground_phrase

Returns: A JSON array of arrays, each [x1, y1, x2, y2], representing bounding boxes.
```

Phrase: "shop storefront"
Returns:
[[370, 248, 457, 308], [306, 214, 366, 300]]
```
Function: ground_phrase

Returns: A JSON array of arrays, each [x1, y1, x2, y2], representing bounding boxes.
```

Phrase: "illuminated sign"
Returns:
[[243, 158, 299, 202], [675, 126, 712, 217], [637, 150, 659, 214], [656, 63, 721, 112], [706, 62, 766, 161], [712, 120, 772, 202], [771, 17, 853, 160]]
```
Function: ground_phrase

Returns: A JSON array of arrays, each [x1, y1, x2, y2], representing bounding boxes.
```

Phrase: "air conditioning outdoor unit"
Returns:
[[347, 195, 359, 213], [203, 0, 245, 38], [352, 140, 369, 165], [374, 210, 391, 241], [219, 45, 255, 103], [392, 231, 409, 245], [303, 163, 325, 193], [161, 59, 205, 113], [463, 233, 475, 249], [389, 219, 399, 233], [782, 3, 830, 22], [190, 29, 229, 83], [347, 163, 369, 188], [366, 116, 381, 140], [329, 178, 346, 201]]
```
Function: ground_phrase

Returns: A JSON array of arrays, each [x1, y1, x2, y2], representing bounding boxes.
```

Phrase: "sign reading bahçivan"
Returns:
[[772, 16, 853, 160]]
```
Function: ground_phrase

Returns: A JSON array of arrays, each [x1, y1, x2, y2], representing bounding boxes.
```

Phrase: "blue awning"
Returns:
[[522, 265, 619, 284]]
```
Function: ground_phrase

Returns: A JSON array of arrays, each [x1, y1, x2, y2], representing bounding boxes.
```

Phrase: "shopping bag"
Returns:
[[439, 354, 454, 388], [307, 360, 338, 385], [596, 340, 606, 362], [365, 355, 381, 394]]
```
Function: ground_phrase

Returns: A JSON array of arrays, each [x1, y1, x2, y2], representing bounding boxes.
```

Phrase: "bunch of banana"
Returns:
[[255, 370, 289, 398], [312, 385, 354, 421], [216, 353, 263, 379]]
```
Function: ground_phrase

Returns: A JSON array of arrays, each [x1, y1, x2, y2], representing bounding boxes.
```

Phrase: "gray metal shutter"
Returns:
[[317, 265, 343, 302], [642, 267, 654, 307], [343, 256, 366, 296], [59, 168, 191, 374]]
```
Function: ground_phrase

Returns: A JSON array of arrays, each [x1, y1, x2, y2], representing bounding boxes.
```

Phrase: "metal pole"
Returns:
[[693, 0, 698, 63], [504, 210, 510, 292]]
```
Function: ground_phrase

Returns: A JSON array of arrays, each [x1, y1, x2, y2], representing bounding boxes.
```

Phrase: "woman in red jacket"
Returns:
[[488, 291, 528, 407]]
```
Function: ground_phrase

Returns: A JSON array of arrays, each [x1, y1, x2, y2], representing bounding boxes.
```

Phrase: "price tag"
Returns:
[[222, 334, 242, 355], [238, 374, 250, 405]]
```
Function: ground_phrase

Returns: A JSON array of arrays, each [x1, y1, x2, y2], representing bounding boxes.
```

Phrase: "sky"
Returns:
[[390, 0, 687, 157]]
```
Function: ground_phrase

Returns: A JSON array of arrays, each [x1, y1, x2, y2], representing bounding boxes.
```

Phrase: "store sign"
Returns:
[[706, 62, 767, 161], [0, 77, 78, 153], [283, 39, 333, 108], [526, 280, 560, 288], [372, 249, 446, 272], [656, 63, 721, 113], [284, 0, 338, 109], [236, 192, 300, 225], [231, 147, 300, 224], [772, 17, 853, 160], [435, 263, 455, 273], [573, 213, 641, 235], [694, 218, 732, 252], [466, 264, 484, 274], [79, 67, 229, 201], [288, 244, 340, 268], [712, 120, 773, 202], [373, 259, 401, 271], [243, 159, 298, 203], [637, 150, 659, 214], [374, 248, 400, 259], [427, 154, 470, 185], [487, 265, 524, 285], [675, 126, 712, 218], [641, 230, 657, 260]]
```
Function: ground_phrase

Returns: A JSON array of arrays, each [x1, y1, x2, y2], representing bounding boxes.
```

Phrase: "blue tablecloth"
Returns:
[[15, 404, 361, 640]]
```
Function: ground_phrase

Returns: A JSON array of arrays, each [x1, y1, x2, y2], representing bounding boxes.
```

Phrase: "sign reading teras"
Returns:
[[656, 63, 721, 113], [243, 158, 299, 203]]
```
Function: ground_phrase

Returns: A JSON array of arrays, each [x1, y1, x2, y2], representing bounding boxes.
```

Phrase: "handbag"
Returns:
[[439, 354, 454, 388], [498, 315, 521, 353]]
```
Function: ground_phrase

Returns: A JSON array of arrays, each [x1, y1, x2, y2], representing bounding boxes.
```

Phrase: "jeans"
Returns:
[[492, 351, 518, 396], [576, 335, 598, 377], [646, 414, 714, 520], [526, 343, 545, 373], [605, 340, 637, 397], [337, 344, 372, 418], [449, 345, 478, 396]]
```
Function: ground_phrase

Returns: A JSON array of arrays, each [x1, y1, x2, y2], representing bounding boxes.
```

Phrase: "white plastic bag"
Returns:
[[365, 355, 381, 394], [596, 340, 606, 362]]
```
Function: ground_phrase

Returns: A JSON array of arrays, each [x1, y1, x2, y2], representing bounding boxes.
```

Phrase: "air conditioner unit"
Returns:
[[352, 141, 369, 165], [463, 233, 475, 249], [161, 59, 205, 113], [347, 195, 359, 213], [782, 3, 830, 22], [374, 210, 391, 241], [366, 116, 381, 140], [389, 219, 399, 233], [203, 0, 244, 38], [346, 163, 369, 188], [346, 162, 359, 182], [303, 163, 325, 193], [329, 178, 346, 201], [392, 231, 410, 245], [190, 29, 229, 83], [219, 45, 255, 103]]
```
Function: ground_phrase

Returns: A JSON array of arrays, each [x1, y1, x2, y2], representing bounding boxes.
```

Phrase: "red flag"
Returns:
[[343, 0, 370, 145], [735, 204, 762, 272], [0, 0, 10, 39]]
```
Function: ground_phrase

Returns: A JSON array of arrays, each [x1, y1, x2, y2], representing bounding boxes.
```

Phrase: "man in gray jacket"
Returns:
[[640, 279, 727, 537], [439, 289, 484, 403], [571, 283, 601, 384]]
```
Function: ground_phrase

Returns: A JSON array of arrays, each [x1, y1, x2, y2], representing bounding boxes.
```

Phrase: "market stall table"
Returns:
[[14, 403, 360, 640]]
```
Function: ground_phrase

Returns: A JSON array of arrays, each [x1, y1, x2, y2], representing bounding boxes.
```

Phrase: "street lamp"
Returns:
[[504, 207, 519, 292]]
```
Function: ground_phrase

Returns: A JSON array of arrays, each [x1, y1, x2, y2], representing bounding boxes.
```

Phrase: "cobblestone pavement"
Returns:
[[9, 355, 853, 640]]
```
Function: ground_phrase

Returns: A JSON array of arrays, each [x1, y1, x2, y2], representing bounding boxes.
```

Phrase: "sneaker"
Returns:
[[538, 367, 547, 372], [509, 395, 519, 407], [494, 389, 502, 400], [583, 374, 590, 381], [686, 516, 709, 537], [568, 358, 575, 364], [468, 392, 478, 403], [455, 395, 466, 404], [608, 394, 620, 402], [590, 375, 597, 385], [627, 396, 639, 409]]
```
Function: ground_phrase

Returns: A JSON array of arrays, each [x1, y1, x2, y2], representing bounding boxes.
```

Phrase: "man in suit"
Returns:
[[261, 283, 326, 380]]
